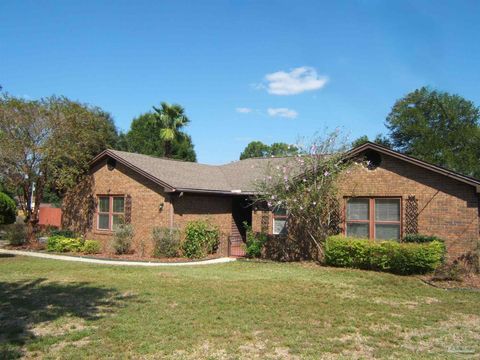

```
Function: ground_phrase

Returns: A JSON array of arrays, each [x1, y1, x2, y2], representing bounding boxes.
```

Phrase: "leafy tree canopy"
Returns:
[[351, 134, 392, 148], [0, 192, 16, 225], [0, 94, 119, 238], [117, 112, 196, 162], [240, 141, 298, 160], [386, 87, 480, 177]]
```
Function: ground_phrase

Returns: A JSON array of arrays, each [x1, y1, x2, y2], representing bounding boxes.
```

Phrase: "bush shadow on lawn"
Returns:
[[0, 278, 133, 358]]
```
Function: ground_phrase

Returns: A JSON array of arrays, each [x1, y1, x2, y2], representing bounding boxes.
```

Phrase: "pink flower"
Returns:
[[324, 171, 330, 177]]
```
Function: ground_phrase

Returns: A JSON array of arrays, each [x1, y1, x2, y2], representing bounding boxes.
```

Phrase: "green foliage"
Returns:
[[50, 229, 77, 238], [244, 222, 267, 258], [46, 236, 84, 253], [386, 87, 480, 178], [0, 192, 16, 225], [0, 94, 120, 239], [325, 235, 445, 275], [240, 141, 298, 160], [112, 224, 134, 255], [4, 223, 26, 246], [152, 227, 181, 258], [351, 134, 392, 148], [116, 111, 196, 161], [182, 219, 220, 259], [403, 234, 440, 243], [82, 240, 102, 254]]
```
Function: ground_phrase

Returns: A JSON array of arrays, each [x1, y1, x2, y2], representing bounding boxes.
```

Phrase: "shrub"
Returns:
[[431, 262, 463, 281], [4, 223, 27, 246], [403, 234, 441, 243], [50, 229, 77, 238], [82, 240, 101, 254], [153, 227, 180, 258], [325, 235, 445, 275], [0, 192, 16, 225], [244, 223, 267, 258], [112, 224, 134, 254], [46, 236, 84, 252], [182, 219, 220, 259]]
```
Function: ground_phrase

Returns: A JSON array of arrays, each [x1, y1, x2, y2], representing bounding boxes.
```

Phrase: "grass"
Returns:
[[0, 255, 479, 359]]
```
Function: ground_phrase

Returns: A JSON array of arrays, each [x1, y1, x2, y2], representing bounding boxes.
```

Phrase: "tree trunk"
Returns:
[[164, 141, 172, 158]]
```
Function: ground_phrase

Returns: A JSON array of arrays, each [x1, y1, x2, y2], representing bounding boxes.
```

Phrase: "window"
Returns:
[[273, 207, 287, 235], [345, 198, 401, 240], [97, 195, 125, 231]]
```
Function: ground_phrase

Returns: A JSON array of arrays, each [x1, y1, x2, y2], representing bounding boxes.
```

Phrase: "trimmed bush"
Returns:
[[153, 227, 181, 258], [0, 192, 16, 225], [46, 236, 84, 252], [403, 234, 440, 243], [112, 224, 134, 254], [50, 229, 77, 238], [182, 219, 220, 259], [245, 223, 267, 258], [4, 223, 27, 246], [82, 240, 101, 254], [325, 235, 445, 275]]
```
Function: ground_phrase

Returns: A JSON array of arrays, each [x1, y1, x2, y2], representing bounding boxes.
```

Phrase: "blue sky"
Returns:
[[1, 1, 480, 164]]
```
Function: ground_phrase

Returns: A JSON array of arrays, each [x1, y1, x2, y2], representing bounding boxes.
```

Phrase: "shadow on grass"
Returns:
[[0, 278, 132, 358], [0, 254, 15, 258]]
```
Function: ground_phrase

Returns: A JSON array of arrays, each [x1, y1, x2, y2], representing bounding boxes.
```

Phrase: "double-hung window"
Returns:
[[97, 195, 125, 231], [272, 207, 287, 235], [346, 198, 401, 240]]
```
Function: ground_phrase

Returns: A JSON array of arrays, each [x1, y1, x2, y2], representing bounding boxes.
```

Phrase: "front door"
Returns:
[[229, 197, 252, 257]]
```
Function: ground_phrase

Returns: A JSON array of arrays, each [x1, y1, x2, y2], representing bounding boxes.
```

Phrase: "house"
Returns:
[[69, 142, 480, 259]]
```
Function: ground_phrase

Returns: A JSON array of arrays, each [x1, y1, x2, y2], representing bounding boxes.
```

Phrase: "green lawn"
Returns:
[[0, 255, 479, 359]]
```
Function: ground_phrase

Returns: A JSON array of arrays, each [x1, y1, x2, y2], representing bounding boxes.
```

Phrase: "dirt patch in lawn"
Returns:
[[31, 317, 90, 337]]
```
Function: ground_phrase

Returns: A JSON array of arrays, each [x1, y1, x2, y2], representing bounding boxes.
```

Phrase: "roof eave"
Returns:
[[347, 142, 480, 189]]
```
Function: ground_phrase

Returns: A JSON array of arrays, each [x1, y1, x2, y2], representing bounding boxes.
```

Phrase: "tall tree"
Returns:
[[116, 112, 196, 162], [386, 87, 480, 177], [351, 134, 392, 148], [153, 102, 190, 158], [0, 94, 119, 240], [240, 141, 298, 160]]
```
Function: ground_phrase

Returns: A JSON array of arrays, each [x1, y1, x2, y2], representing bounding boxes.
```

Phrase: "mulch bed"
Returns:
[[3, 244, 220, 263]]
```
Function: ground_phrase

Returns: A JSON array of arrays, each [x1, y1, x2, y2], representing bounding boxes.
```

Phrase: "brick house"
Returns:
[[74, 142, 479, 259]]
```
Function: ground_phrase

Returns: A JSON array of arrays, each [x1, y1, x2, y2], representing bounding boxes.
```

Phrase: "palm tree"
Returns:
[[152, 102, 190, 158]]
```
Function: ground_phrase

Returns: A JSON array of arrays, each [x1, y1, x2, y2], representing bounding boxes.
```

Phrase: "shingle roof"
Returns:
[[93, 149, 291, 194]]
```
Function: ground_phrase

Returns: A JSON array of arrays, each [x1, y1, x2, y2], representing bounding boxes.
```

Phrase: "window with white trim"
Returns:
[[346, 198, 401, 240], [273, 207, 287, 235], [97, 195, 125, 231]]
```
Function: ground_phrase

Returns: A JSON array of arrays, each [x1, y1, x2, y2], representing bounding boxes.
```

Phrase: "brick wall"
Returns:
[[87, 160, 233, 256], [337, 153, 479, 259]]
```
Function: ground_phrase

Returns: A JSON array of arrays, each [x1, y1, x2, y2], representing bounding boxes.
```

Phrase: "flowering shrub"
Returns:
[[47, 236, 84, 252], [255, 131, 352, 261]]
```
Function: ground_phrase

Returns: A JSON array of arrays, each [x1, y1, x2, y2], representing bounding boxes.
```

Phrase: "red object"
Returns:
[[38, 207, 62, 228]]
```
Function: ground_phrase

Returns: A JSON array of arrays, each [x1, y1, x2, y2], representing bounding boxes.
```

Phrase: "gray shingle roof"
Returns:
[[100, 150, 292, 194]]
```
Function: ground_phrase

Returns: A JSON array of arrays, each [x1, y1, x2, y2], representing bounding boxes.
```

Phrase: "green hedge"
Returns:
[[325, 235, 445, 275], [46, 236, 101, 254], [0, 192, 16, 225], [402, 234, 440, 243]]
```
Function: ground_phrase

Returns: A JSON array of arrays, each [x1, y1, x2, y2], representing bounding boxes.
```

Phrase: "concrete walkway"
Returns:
[[0, 248, 236, 267]]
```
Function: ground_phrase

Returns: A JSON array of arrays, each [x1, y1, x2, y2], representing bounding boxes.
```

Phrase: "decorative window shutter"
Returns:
[[125, 195, 132, 224]]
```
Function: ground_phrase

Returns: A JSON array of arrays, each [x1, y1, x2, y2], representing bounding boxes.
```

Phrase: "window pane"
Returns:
[[375, 224, 400, 240], [112, 215, 124, 230], [375, 199, 400, 221], [99, 197, 109, 213], [273, 207, 287, 216], [273, 219, 287, 235], [347, 199, 369, 221], [113, 197, 125, 213], [98, 214, 110, 230], [346, 223, 369, 238]]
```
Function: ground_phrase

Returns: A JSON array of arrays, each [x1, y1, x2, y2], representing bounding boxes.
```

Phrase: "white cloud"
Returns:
[[235, 108, 253, 114], [263, 66, 328, 95], [267, 108, 298, 119]]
